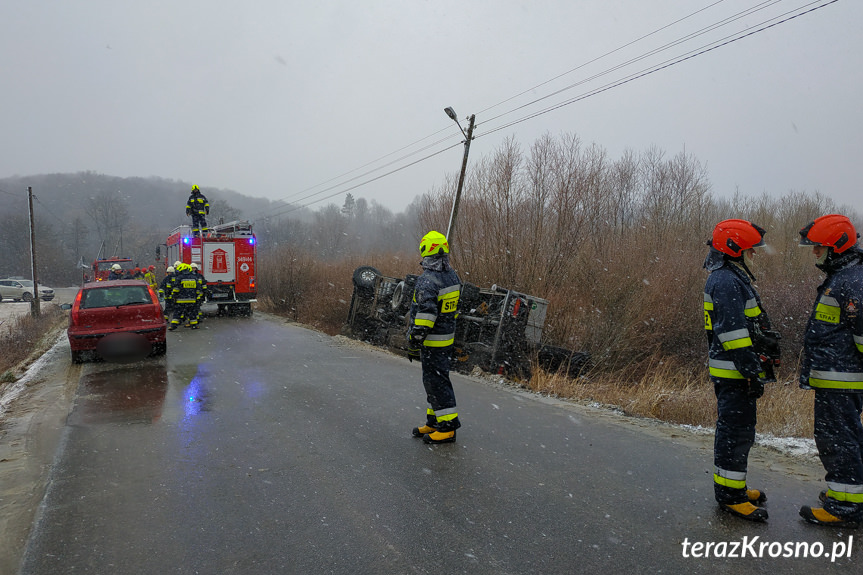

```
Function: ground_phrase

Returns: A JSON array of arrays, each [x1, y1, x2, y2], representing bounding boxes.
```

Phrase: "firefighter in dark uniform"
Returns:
[[798, 214, 863, 528], [407, 230, 462, 444], [190, 262, 206, 324], [107, 264, 124, 281], [186, 185, 210, 237], [703, 219, 779, 522], [169, 263, 203, 330], [158, 266, 176, 321]]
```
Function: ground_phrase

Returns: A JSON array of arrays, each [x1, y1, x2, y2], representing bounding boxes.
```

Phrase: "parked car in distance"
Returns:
[[0, 278, 55, 302], [63, 280, 167, 363]]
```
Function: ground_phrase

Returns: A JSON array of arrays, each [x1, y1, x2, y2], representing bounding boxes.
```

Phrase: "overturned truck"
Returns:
[[345, 266, 588, 379]]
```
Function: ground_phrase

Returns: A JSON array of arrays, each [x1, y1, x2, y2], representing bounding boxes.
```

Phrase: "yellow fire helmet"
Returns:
[[419, 230, 449, 258]]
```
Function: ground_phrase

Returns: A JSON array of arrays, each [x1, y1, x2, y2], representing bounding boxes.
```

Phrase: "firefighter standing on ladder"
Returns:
[[186, 185, 210, 237], [407, 230, 462, 444]]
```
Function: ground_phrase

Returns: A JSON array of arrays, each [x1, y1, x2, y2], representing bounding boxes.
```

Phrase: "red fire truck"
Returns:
[[163, 220, 257, 316]]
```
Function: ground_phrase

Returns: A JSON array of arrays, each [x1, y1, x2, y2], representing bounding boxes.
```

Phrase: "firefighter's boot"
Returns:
[[412, 424, 437, 438], [720, 501, 768, 522], [799, 506, 860, 529], [747, 489, 767, 505], [422, 429, 456, 444]]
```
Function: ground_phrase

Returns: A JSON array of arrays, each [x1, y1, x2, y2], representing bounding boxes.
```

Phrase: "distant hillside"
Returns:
[[0, 172, 279, 231], [0, 172, 299, 283], [0, 171, 418, 285]]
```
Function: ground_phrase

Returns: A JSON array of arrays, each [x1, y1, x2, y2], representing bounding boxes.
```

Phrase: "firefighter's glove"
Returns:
[[747, 377, 767, 399], [407, 346, 421, 363], [407, 328, 427, 363]]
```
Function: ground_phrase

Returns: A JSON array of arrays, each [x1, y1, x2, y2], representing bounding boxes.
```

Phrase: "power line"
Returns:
[[260, 142, 462, 220], [476, 0, 738, 117], [256, 0, 840, 217], [478, 0, 839, 138]]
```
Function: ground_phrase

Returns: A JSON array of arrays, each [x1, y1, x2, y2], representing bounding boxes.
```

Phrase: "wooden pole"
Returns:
[[28, 187, 41, 317]]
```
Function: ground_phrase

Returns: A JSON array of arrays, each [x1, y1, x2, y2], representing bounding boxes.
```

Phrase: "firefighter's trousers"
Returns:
[[713, 380, 758, 504], [814, 390, 863, 520], [420, 346, 460, 432], [163, 300, 174, 320], [171, 302, 199, 327], [191, 214, 208, 236]]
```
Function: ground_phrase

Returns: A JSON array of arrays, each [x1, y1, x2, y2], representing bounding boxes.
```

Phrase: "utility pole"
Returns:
[[445, 112, 475, 244], [28, 186, 41, 317]]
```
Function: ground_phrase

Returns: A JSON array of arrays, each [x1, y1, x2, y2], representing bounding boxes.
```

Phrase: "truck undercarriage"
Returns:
[[345, 266, 588, 380]]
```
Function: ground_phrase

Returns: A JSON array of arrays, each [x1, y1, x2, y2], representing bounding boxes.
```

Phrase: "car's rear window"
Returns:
[[81, 286, 153, 309]]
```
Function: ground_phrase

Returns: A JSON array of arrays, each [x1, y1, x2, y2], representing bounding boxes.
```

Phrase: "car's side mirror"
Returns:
[[59, 303, 72, 310]]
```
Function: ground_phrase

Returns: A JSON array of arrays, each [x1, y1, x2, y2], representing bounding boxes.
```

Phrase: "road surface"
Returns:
[[2, 311, 859, 574]]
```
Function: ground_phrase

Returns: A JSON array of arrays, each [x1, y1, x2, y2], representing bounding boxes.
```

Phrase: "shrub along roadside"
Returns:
[[0, 306, 66, 383]]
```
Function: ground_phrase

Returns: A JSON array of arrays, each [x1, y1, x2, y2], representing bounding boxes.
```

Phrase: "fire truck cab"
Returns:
[[164, 220, 257, 316]]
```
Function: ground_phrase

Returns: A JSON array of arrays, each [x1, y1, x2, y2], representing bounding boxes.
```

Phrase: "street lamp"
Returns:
[[444, 107, 475, 243]]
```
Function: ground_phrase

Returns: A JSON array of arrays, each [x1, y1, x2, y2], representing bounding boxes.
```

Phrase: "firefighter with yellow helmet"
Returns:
[[407, 230, 462, 444], [169, 263, 203, 330], [703, 219, 778, 522], [186, 185, 210, 237]]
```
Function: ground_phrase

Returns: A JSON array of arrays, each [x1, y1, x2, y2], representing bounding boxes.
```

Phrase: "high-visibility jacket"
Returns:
[[171, 271, 203, 304], [703, 255, 767, 382], [409, 257, 461, 348], [186, 192, 210, 216], [801, 249, 863, 392]]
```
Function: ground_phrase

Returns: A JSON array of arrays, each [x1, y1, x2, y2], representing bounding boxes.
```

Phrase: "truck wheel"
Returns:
[[391, 281, 406, 312], [352, 266, 380, 293]]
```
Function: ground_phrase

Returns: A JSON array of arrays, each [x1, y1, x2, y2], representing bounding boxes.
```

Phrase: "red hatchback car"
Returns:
[[66, 280, 167, 363]]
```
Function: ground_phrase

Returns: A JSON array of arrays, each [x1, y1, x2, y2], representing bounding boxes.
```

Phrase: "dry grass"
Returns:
[[0, 306, 66, 380], [527, 355, 815, 438]]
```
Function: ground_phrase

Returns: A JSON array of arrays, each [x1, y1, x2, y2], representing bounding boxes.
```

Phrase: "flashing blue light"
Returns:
[[183, 237, 191, 245], [249, 237, 256, 246]]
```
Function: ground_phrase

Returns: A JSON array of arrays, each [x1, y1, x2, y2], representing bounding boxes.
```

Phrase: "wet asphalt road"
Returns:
[[18, 313, 861, 574]]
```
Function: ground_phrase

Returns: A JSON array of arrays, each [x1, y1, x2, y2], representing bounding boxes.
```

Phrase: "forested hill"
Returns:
[[0, 172, 277, 229], [0, 172, 287, 284]]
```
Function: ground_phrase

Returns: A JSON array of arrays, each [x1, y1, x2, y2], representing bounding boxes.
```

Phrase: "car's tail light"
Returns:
[[147, 286, 163, 317], [71, 290, 83, 324]]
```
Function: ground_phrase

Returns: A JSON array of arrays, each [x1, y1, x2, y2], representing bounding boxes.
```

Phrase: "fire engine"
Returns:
[[163, 220, 257, 316]]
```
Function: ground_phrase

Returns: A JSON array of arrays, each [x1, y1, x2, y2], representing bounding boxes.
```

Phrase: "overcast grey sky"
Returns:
[[1, 1, 860, 216]]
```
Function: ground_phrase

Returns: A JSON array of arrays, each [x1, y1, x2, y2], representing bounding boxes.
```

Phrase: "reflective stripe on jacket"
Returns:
[[801, 254, 863, 392], [186, 193, 210, 216], [410, 261, 461, 348], [704, 261, 766, 382], [171, 271, 203, 304]]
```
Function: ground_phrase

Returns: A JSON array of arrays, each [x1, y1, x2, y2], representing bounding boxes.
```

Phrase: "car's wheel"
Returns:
[[151, 342, 167, 356], [22, 292, 33, 302]]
